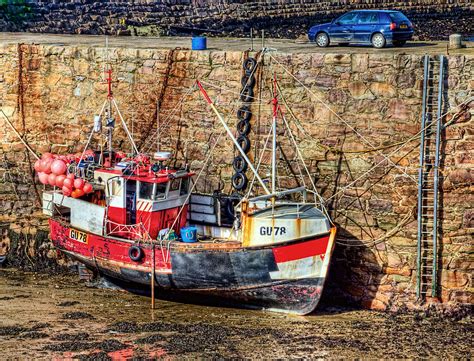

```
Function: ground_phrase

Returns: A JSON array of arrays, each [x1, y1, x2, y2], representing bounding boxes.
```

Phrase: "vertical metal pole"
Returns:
[[416, 55, 429, 299], [431, 55, 444, 298], [271, 77, 277, 194], [272, 119, 276, 193], [151, 244, 155, 309], [250, 28, 254, 51]]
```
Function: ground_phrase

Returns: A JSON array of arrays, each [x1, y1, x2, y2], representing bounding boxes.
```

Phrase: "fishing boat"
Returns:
[[40, 66, 336, 315]]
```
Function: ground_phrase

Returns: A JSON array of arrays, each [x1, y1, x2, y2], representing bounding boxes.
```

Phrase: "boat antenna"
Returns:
[[156, 100, 160, 152], [102, 36, 139, 157]]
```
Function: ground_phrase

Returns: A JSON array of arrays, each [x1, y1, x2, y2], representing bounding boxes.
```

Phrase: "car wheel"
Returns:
[[393, 40, 406, 47], [316, 32, 329, 47], [371, 33, 386, 48]]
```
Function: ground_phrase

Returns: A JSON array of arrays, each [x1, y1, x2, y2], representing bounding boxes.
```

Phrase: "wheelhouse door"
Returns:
[[126, 180, 137, 224]]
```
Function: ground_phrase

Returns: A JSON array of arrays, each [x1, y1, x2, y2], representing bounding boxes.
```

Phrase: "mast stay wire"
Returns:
[[326, 94, 473, 202], [267, 53, 417, 183]]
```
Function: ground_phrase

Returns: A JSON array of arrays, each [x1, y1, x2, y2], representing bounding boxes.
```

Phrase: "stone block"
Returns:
[[370, 82, 396, 97], [447, 169, 472, 185], [351, 54, 368, 73], [440, 270, 470, 289], [325, 54, 351, 65]]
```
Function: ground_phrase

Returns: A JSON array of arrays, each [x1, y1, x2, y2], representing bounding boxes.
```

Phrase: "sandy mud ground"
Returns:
[[0, 269, 472, 359]]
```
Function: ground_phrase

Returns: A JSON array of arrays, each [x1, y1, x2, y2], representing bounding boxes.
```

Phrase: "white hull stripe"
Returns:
[[269, 255, 325, 280]]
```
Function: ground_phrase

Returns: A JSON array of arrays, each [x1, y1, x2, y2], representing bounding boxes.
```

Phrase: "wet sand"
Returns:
[[0, 268, 472, 359]]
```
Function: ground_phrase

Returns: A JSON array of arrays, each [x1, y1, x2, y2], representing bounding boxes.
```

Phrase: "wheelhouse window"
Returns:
[[139, 181, 154, 200], [138, 181, 167, 200], [155, 183, 167, 199], [109, 178, 122, 196]]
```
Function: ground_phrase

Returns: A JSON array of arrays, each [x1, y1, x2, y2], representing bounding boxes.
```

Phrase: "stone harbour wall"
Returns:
[[0, 0, 473, 39], [0, 43, 472, 310]]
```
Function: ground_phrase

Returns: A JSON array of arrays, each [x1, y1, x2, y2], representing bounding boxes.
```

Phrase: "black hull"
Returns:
[[51, 219, 336, 315], [65, 249, 327, 315]]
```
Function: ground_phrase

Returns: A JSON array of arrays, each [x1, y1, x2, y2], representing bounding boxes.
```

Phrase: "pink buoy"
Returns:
[[66, 173, 75, 180], [41, 152, 54, 160], [75, 189, 85, 198], [73, 178, 85, 190], [42, 158, 53, 174], [48, 173, 57, 186], [34, 159, 42, 172], [51, 159, 67, 175], [38, 172, 49, 185], [83, 183, 93, 194], [55, 174, 67, 188], [63, 178, 73, 189], [62, 186, 72, 196]]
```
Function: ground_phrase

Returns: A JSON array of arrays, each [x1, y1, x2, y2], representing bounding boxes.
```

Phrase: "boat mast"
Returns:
[[271, 75, 278, 194]]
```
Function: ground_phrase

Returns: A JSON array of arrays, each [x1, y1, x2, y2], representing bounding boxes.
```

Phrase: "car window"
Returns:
[[337, 12, 358, 25], [356, 13, 379, 24], [389, 12, 409, 22]]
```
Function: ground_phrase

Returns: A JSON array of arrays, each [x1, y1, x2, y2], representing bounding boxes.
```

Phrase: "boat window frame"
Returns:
[[137, 180, 168, 201]]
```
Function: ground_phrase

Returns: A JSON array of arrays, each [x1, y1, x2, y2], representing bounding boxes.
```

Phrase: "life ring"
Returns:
[[240, 85, 254, 103], [236, 106, 252, 122], [236, 135, 251, 153], [241, 74, 256, 88], [232, 172, 248, 191], [243, 57, 257, 76], [233, 155, 248, 173], [128, 245, 144, 262], [237, 119, 251, 136]]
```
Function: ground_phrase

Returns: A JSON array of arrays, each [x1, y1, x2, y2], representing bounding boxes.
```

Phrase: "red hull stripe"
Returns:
[[273, 235, 330, 263]]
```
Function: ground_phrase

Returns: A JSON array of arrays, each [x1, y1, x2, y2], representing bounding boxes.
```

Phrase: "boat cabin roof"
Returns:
[[97, 167, 194, 184]]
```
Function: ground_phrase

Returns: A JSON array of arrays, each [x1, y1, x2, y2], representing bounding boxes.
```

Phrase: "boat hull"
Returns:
[[49, 219, 336, 315]]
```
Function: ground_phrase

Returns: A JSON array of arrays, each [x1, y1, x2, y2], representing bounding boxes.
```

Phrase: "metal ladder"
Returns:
[[416, 54, 445, 300]]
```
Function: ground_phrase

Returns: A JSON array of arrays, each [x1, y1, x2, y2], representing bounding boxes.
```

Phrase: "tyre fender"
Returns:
[[232, 172, 248, 191], [233, 155, 248, 173], [128, 245, 144, 262], [243, 57, 257, 76], [240, 85, 254, 103], [236, 135, 251, 153], [236, 119, 251, 136]]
